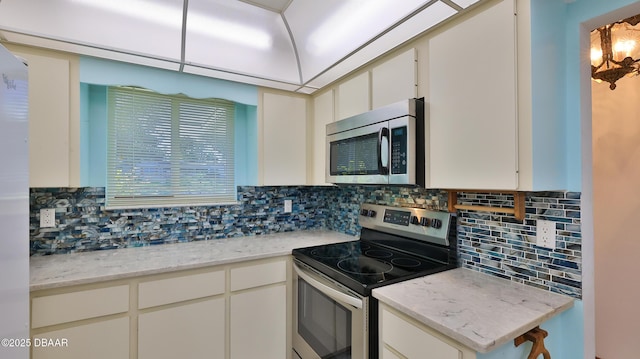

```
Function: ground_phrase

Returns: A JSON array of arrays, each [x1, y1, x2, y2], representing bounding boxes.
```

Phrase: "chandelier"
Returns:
[[590, 14, 640, 90]]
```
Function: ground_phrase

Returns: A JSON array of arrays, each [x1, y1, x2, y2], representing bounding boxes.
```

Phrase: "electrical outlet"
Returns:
[[536, 219, 556, 249], [284, 199, 292, 213], [40, 208, 56, 228]]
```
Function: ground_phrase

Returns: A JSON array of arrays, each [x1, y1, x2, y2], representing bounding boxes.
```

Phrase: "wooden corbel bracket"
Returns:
[[447, 190, 526, 222], [514, 326, 551, 359]]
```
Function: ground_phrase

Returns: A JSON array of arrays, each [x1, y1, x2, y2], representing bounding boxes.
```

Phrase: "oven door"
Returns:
[[293, 261, 367, 359]]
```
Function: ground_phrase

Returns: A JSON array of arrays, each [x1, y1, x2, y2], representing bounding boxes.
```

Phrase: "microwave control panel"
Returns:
[[390, 126, 407, 174]]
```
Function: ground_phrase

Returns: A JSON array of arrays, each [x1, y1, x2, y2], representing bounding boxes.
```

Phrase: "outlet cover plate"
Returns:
[[284, 200, 292, 213], [40, 208, 56, 228], [536, 219, 556, 249]]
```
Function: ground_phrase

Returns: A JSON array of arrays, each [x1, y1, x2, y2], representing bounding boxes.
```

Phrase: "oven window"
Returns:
[[298, 278, 352, 359]]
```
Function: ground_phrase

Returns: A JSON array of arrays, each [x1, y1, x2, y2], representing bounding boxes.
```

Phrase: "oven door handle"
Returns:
[[293, 263, 363, 309]]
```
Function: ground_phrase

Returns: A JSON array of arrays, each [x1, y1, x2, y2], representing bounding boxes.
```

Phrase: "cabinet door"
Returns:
[[7, 45, 80, 188], [230, 284, 286, 359], [372, 48, 417, 109], [17, 53, 71, 187], [428, 0, 518, 190], [138, 298, 225, 359], [382, 347, 403, 359], [262, 92, 307, 185], [337, 72, 370, 120], [381, 308, 461, 359], [32, 317, 129, 359], [311, 90, 334, 185]]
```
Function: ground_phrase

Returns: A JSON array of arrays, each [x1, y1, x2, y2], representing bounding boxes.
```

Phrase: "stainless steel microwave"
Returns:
[[326, 98, 425, 186]]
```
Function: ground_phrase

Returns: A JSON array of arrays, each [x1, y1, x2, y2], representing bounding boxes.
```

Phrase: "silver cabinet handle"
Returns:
[[293, 263, 363, 309]]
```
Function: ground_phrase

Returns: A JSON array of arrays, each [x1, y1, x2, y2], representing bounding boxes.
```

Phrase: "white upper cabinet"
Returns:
[[7, 45, 81, 188], [372, 48, 417, 109], [261, 91, 308, 185], [310, 90, 334, 186], [428, 0, 518, 190], [337, 72, 370, 120]]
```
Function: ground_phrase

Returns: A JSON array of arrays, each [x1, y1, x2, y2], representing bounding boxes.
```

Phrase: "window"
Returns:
[[107, 86, 235, 208]]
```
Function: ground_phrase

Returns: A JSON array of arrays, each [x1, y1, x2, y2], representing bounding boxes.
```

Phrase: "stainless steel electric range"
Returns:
[[292, 204, 458, 359]]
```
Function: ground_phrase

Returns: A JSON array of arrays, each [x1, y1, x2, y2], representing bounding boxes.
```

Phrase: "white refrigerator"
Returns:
[[0, 44, 29, 358]]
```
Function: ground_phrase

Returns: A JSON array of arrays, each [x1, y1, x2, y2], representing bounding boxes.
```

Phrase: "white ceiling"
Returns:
[[0, 0, 481, 93]]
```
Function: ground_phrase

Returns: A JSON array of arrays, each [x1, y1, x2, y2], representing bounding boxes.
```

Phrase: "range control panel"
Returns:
[[358, 204, 451, 246]]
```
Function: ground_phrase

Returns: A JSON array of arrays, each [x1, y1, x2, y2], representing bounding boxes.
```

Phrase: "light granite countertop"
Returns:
[[372, 267, 574, 353], [32, 231, 573, 355], [30, 229, 355, 291]]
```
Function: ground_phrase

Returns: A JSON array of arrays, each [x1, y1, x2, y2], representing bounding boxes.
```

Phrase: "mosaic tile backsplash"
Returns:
[[29, 186, 581, 299], [455, 191, 582, 299], [29, 185, 446, 255]]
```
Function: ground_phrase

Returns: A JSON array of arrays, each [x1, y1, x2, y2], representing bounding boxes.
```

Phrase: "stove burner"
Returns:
[[391, 257, 422, 268], [337, 257, 393, 276], [310, 246, 351, 259], [311, 248, 349, 258], [365, 249, 393, 259]]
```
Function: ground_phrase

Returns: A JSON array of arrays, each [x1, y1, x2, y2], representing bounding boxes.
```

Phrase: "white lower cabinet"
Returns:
[[30, 285, 130, 359], [138, 298, 225, 359], [380, 304, 476, 359], [32, 317, 129, 359], [230, 285, 287, 359], [30, 256, 290, 359], [230, 257, 288, 359]]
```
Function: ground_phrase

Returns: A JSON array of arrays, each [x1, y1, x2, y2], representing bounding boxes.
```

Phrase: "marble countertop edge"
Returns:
[[30, 229, 356, 291], [372, 268, 575, 353], [29, 253, 275, 292]]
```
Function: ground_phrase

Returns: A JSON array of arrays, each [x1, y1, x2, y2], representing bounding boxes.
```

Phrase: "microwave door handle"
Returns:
[[293, 263, 363, 309], [378, 127, 389, 175]]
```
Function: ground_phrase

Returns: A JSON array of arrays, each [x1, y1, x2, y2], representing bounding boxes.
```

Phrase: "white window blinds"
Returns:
[[107, 87, 235, 208]]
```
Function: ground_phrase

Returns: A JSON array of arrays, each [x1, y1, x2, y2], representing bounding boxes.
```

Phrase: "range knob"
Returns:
[[420, 217, 431, 227], [431, 218, 442, 229], [410, 216, 420, 225], [360, 209, 376, 217]]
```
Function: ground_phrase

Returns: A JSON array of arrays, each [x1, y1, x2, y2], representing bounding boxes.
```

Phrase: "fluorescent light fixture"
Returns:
[[70, 0, 182, 28], [187, 13, 273, 50], [70, 0, 272, 50], [306, 0, 392, 55]]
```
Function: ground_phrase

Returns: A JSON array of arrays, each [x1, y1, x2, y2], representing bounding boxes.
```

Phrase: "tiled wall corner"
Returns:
[[456, 191, 582, 299]]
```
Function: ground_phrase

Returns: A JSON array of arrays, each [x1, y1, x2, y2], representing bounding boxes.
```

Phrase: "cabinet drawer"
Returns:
[[230, 258, 287, 291], [139, 270, 225, 309], [32, 285, 129, 328]]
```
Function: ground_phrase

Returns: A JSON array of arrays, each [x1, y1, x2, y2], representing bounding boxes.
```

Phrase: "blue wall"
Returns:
[[527, 0, 640, 191], [560, 0, 640, 191], [79, 57, 258, 106], [477, 301, 584, 359], [530, 0, 567, 190]]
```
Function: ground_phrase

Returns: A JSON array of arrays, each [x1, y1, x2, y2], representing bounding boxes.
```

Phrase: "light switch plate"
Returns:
[[284, 200, 292, 213], [40, 208, 56, 228], [536, 219, 556, 249]]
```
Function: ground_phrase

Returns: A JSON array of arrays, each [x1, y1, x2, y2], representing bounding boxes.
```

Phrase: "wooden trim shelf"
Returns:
[[447, 190, 526, 222]]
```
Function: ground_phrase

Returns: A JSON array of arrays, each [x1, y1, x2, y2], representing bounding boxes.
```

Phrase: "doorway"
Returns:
[[584, 4, 640, 358]]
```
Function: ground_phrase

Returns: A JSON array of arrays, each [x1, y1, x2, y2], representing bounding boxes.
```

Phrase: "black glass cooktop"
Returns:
[[292, 238, 452, 296]]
